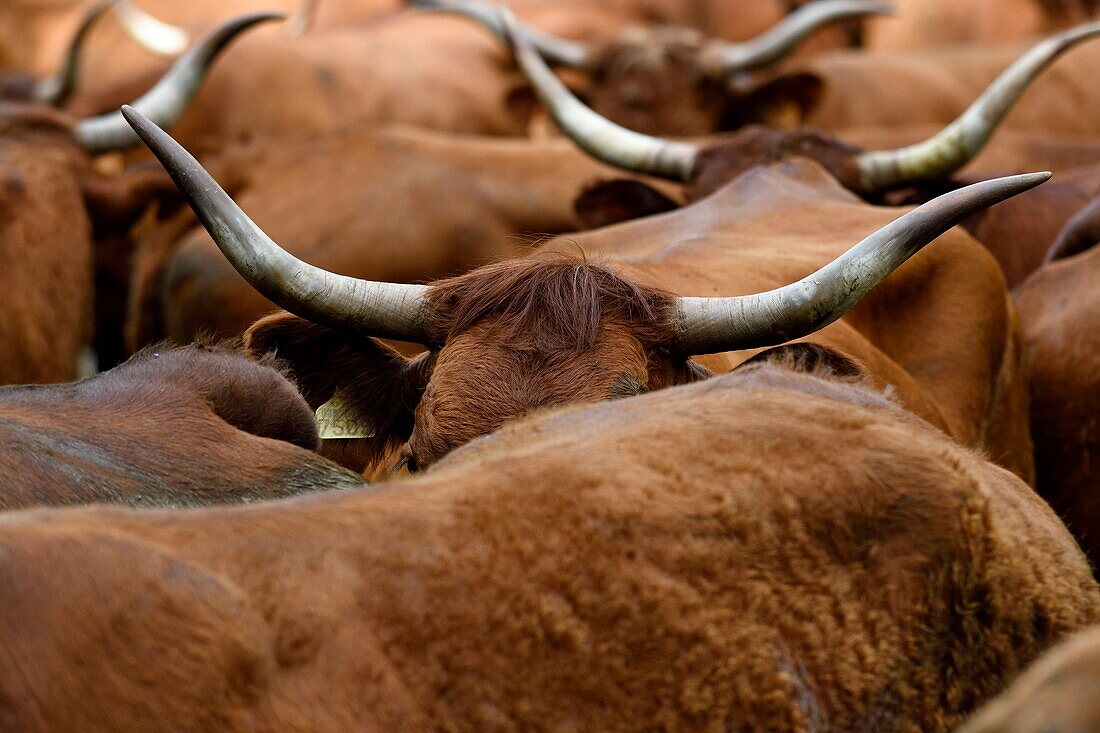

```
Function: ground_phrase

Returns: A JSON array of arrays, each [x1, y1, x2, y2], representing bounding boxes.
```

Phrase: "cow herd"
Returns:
[[0, 0, 1098, 730]]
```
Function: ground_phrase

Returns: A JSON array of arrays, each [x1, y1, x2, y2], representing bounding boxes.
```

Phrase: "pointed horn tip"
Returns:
[[976, 171, 1051, 199], [120, 104, 151, 135]]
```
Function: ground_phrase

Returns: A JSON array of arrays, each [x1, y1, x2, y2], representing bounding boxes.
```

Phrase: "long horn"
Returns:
[[413, 0, 591, 68], [501, 8, 698, 181], [673, 172, 1051, 355], [75, 12, 283, 154], [857, 21, 1100, 193], [287, 0, 318, 37], [122, 106, 432, 343], [706, 0, 894, 74], [32, 0, 119, 106], [113, 0, 190, 57]]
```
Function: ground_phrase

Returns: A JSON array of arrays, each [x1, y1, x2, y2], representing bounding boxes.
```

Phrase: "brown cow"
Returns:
[[1013, 198, 1100, 567], [735, 28, 1100, 136], [0, 350, 1095, 730], [0, 12, 278, 384], [496, 14, 1099, 206], [420, 0, 893, 136], [958, 625, 1100, 733], [865, 0, 1095, 52], [127, 105, 1045, 479], [125, 126, 673, 350], [500, 16, 1100, 288], [0, 343, 364, 508]]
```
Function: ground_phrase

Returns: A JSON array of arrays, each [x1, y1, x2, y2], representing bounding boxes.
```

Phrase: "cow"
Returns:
[[493, 13, 1099, 206], [123, 125, 675, 351], [126, 105, 1046, 480], [419, 0, 894, 136], [0, 12, 279, 385], [498, 15, 1100, 288], [864, 0, 1096, 52], [958, 625, 1100, 733], [0, 343, 364, 509], [730, 27, 1100, 137], [0, 347, 1095, 730], [1012, 196, 1100, 567]]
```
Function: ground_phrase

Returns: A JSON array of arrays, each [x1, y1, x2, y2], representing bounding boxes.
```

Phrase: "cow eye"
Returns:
[[393, 448, 419, 475]]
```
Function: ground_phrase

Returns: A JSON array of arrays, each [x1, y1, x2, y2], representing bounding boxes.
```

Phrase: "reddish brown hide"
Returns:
[[959, 625, 1100, 733], [864, 0, 1095, 52], [0, 103, 177, 384], [1013, 201, 1100, 568], [248, 161, 1034, 482], [0, 353, 1094, 731], [741, 37, 1100, 135], [0, 344, 363, 509]]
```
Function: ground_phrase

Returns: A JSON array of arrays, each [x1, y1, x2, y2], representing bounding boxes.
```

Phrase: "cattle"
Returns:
[[420, 0, 894, 136], [0, 349, 1095, 730], [1012, 197, 1100, 567], [498, 15, 1100, 288], [126, 105, 1046, 479], [864, 0, 1095, 52], [958, 625, 1100, 733], [0, 343, 364, 509], [733, 28, 1100, 136], [494, 14, 1099, 207], [124, 126, 674, 351], [0, 12, 278, 384]]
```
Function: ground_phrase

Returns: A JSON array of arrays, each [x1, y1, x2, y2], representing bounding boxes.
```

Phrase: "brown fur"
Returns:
[[0, 343, 363, 509], [0, 359, 1094, 731], [248, 160, 1033, 482], [959, 625, 1100, 733], [1013, 229, 1100, 568], [0, 102, 181, 382], [739, 39, 1100, 135]]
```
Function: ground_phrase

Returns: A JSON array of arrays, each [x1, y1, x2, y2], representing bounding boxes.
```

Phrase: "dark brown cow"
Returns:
[[420, 0, 892, 136], [958, 625, 1100, 733], [0, 12, 277, 384], [1013, 198, 1100, 567], [127, 105, 1045, 480], [125, 126, 672, 350], [0, 351, 1095, 730], [0, 344, 363, 508]]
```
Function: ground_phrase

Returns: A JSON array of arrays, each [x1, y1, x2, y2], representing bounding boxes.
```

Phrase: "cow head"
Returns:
[[500, 11, 1100, 219], [127, 105, 1048, 472], [417, 0, 892, 136]]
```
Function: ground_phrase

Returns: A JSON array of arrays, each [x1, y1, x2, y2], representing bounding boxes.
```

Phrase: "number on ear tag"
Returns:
[[315, 392, 375, 440]]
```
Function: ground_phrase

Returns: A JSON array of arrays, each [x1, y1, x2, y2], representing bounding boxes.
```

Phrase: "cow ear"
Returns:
[[79, 165, 185, 231], [740, 343, 869, 381], [245, 312, 432, 474], [574, 179, 681, 229], [725, 71, 823, 129]]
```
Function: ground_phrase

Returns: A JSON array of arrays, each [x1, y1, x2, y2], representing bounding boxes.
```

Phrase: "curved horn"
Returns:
[[673, 172, 1051, 355], [413, 0, 591, 68], [32, 0, 118, 106], [857, 21, 1100, 193], [75, 12, 283, 154], [113, 0, 190, 57], [287, 0, 318, 37], [122, 106, 432, 343], [706, 0, 894, 74], [501, 9, 698, 181]]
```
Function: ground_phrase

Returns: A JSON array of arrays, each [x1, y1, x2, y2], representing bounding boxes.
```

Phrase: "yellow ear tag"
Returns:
[[315, 391, 376, 440]]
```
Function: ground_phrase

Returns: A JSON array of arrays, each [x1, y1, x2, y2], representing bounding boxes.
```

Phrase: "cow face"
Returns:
[[583, 29, 735, 137], [247, 257, 707, 472]]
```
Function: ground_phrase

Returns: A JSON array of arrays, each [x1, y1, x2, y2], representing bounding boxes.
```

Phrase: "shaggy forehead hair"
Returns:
[[425, 254, 677, 351]]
